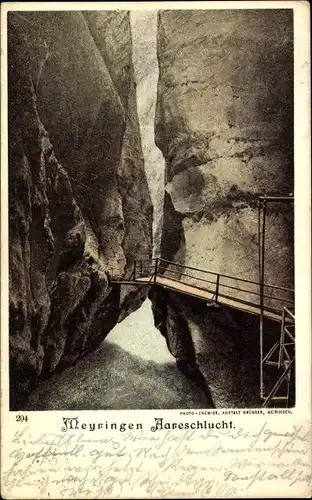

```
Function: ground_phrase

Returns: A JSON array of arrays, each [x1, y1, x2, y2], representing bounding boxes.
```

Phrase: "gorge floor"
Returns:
[[23, 300, 211, 410]]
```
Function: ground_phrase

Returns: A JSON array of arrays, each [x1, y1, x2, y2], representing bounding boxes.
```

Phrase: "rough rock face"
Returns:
[[153, 10, 294, 407], [84, 12, 154, 317], [8, 11, 152, 409]]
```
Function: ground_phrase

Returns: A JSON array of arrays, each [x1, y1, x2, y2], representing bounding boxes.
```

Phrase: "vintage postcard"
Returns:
[[1, 0, 311, 498]]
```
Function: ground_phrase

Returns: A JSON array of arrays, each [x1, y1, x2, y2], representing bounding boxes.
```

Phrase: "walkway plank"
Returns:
[[134, 275, 284, 322]]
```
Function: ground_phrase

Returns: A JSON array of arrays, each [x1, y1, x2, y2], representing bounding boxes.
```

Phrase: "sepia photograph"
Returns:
[[7, 7, 295, 411], [1, 2, 311, 499]]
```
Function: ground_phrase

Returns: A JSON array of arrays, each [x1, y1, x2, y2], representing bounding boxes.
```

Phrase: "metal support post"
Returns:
[[278, 308, 286, 369], [258, 194, 294, 405], [259, 198, 266, 400]]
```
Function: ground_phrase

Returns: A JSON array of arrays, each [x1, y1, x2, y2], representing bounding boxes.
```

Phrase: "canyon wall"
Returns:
[[8, 11, 153, 409], [153, 9, 294, 407]]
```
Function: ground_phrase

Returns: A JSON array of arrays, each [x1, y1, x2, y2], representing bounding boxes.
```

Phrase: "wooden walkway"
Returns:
[[110, 257, 294, 324], [118, 275, 285, 322]]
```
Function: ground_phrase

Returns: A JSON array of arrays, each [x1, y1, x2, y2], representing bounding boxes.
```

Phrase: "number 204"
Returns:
[[16, 415, 28, 422]]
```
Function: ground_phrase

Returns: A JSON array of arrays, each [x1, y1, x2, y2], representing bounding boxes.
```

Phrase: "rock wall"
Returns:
[[153, 9, 294, 407], [84, 12, 154, 318], [8, 11, 153, 409]]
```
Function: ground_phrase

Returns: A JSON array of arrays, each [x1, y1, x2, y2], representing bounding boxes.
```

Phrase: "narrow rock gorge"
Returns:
[[8, 11, 153, 409], [8, 9, 294, 411], [130, 11, 165, 255], [151, 9, 294, 407]]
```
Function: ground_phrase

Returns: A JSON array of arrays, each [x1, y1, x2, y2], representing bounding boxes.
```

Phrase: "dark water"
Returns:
[[24, 301, 211, 410]]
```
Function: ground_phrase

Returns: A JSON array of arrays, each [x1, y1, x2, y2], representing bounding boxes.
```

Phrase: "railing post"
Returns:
[[154, 258, 158, 283], [215, 274, 220, 302], [133, 260, 136, 281]]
